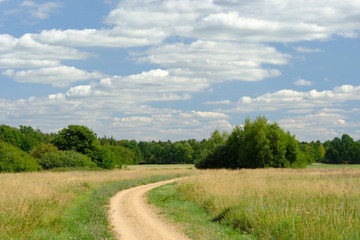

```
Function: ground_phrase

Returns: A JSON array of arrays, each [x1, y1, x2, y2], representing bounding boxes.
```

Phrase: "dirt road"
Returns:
[[109, 179, 190, 240]]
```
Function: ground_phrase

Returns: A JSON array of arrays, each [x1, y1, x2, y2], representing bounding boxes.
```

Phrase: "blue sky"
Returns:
[[1, 0, 360, 141]]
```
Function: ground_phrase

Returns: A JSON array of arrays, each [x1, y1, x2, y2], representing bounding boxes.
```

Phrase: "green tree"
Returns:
[[0, 125, 22, 148], [0, 141, 41, 172], [52, 125, 97, 155], [324, 134, 358, 164], [196, 116, 300, 169], [19, 125, 43, 152], [162, 142, 194, 164]]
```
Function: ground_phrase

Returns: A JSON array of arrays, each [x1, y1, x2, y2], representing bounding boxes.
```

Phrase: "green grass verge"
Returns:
[[148, 183, 256, 240], [307, 163, 360, 168], [27, 174, 186, 240]]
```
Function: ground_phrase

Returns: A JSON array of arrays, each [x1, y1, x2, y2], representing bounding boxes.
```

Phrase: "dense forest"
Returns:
[[0, 117, 359, 172]]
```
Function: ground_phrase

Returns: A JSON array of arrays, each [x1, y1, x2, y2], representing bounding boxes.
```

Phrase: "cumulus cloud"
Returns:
[[103, 0, 360, 43], [0, 34, 89, 69], [2, 0, 360, 141], [32, 27, 165, 48], [20, 1, 61, 20], [139, 40, 288, 82], [233, 85, 360, 113], [2, 66, 103, 87], [277, 109, 360, 141], [294, 78, 312, 86], [293, 46, 322, 53]]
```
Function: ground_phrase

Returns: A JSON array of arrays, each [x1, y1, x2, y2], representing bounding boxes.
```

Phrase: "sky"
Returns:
[[0, 0, 360, 142]]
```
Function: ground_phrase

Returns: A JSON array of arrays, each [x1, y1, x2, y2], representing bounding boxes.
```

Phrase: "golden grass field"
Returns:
[[1, 165, 359, 239], [178, 168, 360, 240], [0, 166, 192, 239]]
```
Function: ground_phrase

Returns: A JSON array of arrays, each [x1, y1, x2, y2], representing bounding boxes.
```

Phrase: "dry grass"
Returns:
[[178, 168, 360, 240], [0, 166, 192, 239]]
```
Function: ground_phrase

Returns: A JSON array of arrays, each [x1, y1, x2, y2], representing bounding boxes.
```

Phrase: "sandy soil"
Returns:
[[109, 179, 190, 240]]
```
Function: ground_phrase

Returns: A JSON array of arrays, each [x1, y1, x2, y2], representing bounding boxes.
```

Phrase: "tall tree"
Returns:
[[52, 125, 97, 155]]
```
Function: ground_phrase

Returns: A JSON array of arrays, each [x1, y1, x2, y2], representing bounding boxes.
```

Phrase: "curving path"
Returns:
[[109, 179, 190, 240]]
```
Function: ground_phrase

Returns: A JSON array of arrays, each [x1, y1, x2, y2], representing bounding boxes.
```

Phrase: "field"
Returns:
[[1, 165, 359, 239], [0, 165, 192, 239], [150, 167, 360, 240]]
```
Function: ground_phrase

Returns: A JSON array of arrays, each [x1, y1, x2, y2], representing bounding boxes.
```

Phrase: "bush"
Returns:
[[0, 141, 42, 172], [88, 146, 116, 169], [38, 151, 97, 170], [30, 143, 59, 159], [197, 116, 300, 169]]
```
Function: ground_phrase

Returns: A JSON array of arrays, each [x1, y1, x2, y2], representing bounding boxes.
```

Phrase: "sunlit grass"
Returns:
[[176, 168, 360, 240], [307, 163, 360, 168], [0, 167, 192, 239]]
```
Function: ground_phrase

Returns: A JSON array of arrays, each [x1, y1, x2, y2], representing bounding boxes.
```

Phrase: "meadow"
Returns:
[[150, 167, 360, 240], [0, 165, 192, 239], [1, 164, 359, 239]]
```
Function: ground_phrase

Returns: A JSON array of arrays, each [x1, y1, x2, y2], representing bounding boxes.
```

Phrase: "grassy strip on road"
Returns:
[[49, 174, 187, 240], [0, 166, 192, 239]]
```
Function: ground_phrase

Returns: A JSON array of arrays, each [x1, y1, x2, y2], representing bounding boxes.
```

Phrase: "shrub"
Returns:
[[0, 141, 42, 172], [30, 143, 59, 159], [88, 146, 115, 169], [197, 116, 300, 169], [38, 150, 96, 170]]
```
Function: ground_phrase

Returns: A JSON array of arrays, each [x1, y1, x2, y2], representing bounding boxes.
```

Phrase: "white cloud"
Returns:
[[103, 0, 360, 43], [192, 111, 228, 119], [205, 100, 232, 105], [277, 109, 360, 141], [294, 78, 312, 86], [2, 66, 103, 87], [0, 34, 89, 69], [32, 27, 165, 48], [0, 67, 228, 140], [228, 85, 360, 114], [139, 40, 288, 82], [293, 46, 322, 53], [20, 1, 61, 20]]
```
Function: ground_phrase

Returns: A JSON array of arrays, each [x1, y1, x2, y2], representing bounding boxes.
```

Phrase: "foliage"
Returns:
[[0, 141, 42, 172], [0, 125, 23, 149], [0, 125, 43, 152], [162, 142, 194, 164], [38, 150, 96, 170], [298, 141, 325, 165], [196, 117, 300, 169], [52, 125, 97, 155], [18, 125, 43, 152], [30, 143, 59, 159], [87, 144, 116, 169], [118, 139, 143, 164], [323, 134, 360, 164]]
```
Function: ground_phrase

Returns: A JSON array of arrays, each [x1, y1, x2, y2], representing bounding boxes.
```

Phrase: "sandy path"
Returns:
[[109, 179, 190, 240]]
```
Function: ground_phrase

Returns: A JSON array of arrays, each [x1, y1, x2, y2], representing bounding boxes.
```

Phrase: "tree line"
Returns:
[[0, 117, 359, 172]]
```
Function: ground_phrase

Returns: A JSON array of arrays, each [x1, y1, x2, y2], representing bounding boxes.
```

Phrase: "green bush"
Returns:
[[30, 143, 59, 159], [197, 116, 300, 169], [0, 141, 42, 172], [38, 150, 96, 170], [88, 146, 115, 169]]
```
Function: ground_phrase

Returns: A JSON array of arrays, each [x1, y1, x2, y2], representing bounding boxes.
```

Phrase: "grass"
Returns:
[[308, 163, 360, 168], [148, 182, 255, 240], [170, 168, 360, 240], [0, 165, 193, 239]]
